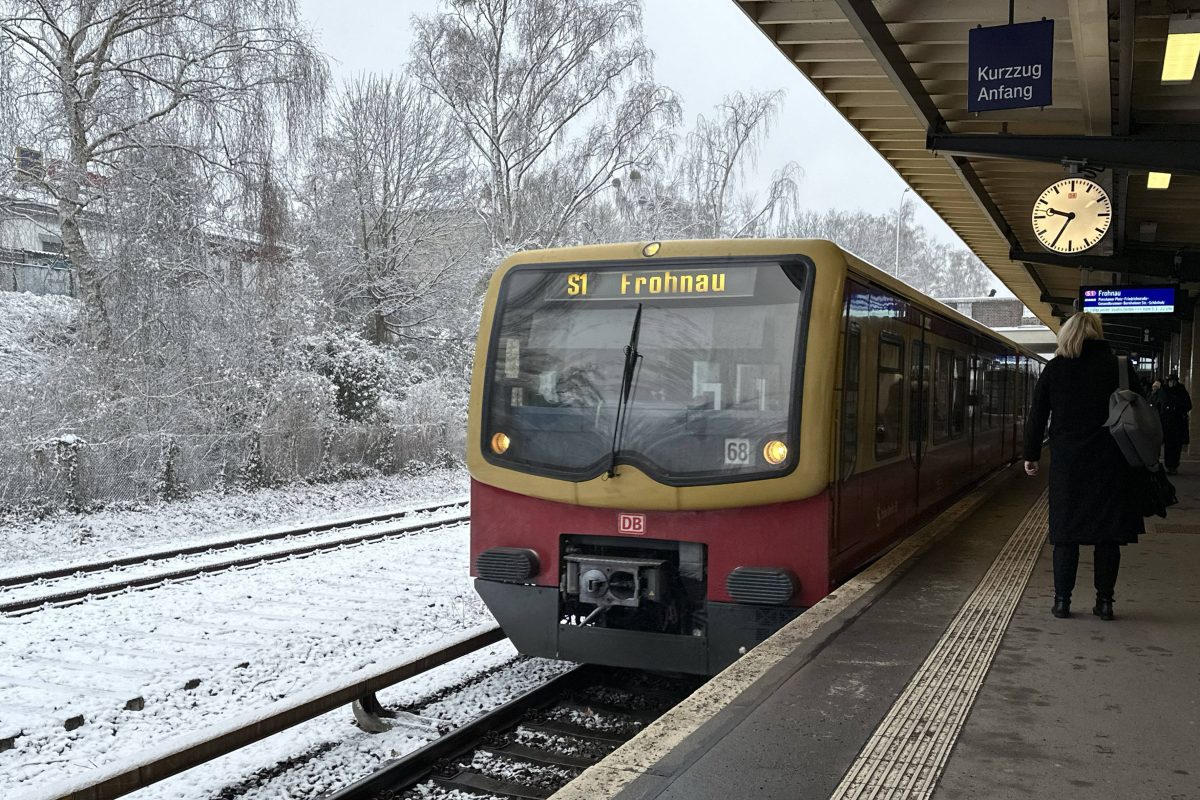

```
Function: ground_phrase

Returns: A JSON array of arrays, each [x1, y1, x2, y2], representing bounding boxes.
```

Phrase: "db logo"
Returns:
[[617, 513, 646, 535]]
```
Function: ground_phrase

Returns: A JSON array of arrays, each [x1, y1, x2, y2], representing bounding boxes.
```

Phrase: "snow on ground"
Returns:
[[129, 646, 572, 800], [0, 467, 469, 572], [0, 521, 523, 796], [0, 506, 469, 608]]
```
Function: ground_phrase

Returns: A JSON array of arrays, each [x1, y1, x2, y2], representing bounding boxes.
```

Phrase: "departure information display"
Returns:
[[1080, 286, 1176, 314]]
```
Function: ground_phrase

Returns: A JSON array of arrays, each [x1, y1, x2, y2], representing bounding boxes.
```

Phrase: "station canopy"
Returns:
[[735, 0, 1200, 332]]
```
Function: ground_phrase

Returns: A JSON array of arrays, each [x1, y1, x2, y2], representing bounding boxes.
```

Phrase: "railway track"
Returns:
[[22, 627, 513, 800], [0, 498, 469, 615], [330, 666, 702, 800]]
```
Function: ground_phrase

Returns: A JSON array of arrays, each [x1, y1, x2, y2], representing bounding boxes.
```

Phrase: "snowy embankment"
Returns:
[[0, 467, 470, 573]]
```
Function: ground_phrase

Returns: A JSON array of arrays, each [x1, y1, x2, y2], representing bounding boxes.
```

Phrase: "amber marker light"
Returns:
[[1161, 14, 1200, 84], [1147, 172, 1172, 190], [490, 432, 511, 454], [763, 440, 788, 465], [642, 241, 661, 257]]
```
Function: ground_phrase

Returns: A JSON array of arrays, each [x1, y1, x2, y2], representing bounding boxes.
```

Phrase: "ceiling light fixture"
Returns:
[[1161, 13, 1200, 84], [1147, 172, 1172, 189]]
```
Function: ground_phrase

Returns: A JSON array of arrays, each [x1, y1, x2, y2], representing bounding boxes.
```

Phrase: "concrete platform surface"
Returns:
[[552, 462, 1200, 800]]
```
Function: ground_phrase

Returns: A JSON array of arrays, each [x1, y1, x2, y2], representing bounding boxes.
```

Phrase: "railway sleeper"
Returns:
[[516, 720, 625, 747], [432, 768, 554, 800], [479, 741, 596, 771]]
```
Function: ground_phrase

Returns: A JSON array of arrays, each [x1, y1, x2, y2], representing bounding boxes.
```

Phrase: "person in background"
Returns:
[[1155, 371, 1192, 475], [1149, 377, 1163, 407], [1023, 312, 1142, 622]]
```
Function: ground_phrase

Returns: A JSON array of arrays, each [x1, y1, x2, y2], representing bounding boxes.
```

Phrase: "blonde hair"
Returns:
[[1056, 312, 1105, 358]]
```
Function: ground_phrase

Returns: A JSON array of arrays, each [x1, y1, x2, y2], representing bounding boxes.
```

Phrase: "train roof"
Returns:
[[495, 239, 1045, 362]]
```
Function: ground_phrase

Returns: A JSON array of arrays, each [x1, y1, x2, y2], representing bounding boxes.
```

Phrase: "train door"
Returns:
[[968, 352, 980, 473], [834, 282, 919, 562], [834, 281, 866, 556], [999, 356, 1012, 463], [908, 328, 930, 512], [1011, 356, 1024, 461]]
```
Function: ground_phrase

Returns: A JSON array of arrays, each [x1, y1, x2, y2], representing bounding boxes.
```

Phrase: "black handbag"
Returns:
[[1138, 465, 1178, 519]]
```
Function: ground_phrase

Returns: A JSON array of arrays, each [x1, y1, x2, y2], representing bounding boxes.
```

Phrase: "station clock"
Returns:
[[1031, 178, 1112, 254]]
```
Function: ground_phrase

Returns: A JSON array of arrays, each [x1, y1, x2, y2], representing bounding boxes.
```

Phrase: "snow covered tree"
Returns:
[[411, 0, 680, 252], [304, 74, 472, 344], [678, 90, 802, 238], [0, 0, 327, 348]]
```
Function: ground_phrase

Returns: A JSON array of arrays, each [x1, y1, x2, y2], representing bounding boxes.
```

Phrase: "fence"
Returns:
[[2, 259, 75, 297], [0, 421, 463, 512]]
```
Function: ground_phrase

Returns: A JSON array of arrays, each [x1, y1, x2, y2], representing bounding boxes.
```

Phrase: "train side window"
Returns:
[[841, 321, 861, 480], [875, 335, 905, 459], [932, 348, 952, 444], [951, 355, 968, 439]]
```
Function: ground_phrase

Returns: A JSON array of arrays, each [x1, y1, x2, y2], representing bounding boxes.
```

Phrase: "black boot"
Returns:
[[1052, 596, 1071, 618], [1093, 595, 1115, 621]]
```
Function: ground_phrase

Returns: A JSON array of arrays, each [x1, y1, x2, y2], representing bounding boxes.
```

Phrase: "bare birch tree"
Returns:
[[679, 90, 801, 238], [411, 0, 680, 252], [304, 74, 470, 344], [0, 0, 327, 348]]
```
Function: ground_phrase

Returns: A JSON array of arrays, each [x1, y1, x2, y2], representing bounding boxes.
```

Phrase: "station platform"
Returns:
[[554, 461, 1200, 800]]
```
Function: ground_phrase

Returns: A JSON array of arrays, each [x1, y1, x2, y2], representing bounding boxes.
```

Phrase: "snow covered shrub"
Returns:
[[297, 330, 388, 422], [238, 432, 266, 490], [35, 435, 87, 512], [375, 425, 398, 474], [261, 370, 338, 432], [156, 437, 186, 501]]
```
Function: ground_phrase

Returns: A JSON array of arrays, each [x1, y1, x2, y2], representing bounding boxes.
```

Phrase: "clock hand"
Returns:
[[1045, 207, 1068, 217], [1050, 214, 1074, 248]]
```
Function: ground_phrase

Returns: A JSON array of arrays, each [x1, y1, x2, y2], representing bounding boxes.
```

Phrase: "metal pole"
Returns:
[[895, 187, 910, 273]]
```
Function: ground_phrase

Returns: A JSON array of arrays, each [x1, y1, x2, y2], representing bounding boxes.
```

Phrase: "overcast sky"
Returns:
[[297, 0, 1003, 289]]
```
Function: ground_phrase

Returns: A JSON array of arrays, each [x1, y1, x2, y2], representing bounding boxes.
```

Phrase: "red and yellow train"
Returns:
[[468, 240, 1042, 674]]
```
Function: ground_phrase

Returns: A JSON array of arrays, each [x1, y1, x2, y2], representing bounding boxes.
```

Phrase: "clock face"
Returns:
[[1032, 178, 1111, 254]]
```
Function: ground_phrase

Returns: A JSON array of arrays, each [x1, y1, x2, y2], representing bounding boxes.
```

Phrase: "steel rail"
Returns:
[[329, 665, 593, 800], [0, 497, 469, 589], [31, 625, 506, 800], [1, 508, 470, 616]]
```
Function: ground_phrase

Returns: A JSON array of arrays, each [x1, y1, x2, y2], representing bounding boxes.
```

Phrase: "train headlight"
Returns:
[[490, 432, 511, 454], [763, 439, 788, 465]]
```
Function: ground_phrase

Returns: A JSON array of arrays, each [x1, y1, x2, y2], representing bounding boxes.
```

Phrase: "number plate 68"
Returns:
[[724, 438, 751, 466]]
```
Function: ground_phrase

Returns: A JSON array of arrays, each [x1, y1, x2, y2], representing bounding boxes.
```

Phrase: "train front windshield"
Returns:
[[482, 261, 808, 483]]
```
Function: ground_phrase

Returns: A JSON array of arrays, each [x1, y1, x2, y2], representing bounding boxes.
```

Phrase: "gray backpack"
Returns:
[[1107, 356, 1163, 469]]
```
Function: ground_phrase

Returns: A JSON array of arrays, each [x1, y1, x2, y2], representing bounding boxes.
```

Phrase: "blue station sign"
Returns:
[[1081, 286, 1177, 315], [968, 20, 1055, 112]]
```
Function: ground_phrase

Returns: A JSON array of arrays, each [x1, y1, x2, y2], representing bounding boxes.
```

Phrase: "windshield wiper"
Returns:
[[607, 303, 643, 478]]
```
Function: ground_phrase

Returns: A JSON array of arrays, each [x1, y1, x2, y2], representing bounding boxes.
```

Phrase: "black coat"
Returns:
[[1155, 383, 1192, 444], [1023, 339, 1143, 545]]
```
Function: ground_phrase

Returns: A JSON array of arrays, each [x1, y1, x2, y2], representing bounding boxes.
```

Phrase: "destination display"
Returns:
[[547, 268, 757, 301], [1081, 286, 1176, 315]]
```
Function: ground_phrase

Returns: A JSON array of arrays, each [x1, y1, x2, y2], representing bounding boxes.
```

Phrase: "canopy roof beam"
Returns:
[[927, 133, 1200, 175], [1011, 246, 1200, 281]]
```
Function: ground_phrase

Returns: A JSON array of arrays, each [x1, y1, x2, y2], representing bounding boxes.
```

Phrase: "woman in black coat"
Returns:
[[1023, 312, 1143, 621]]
